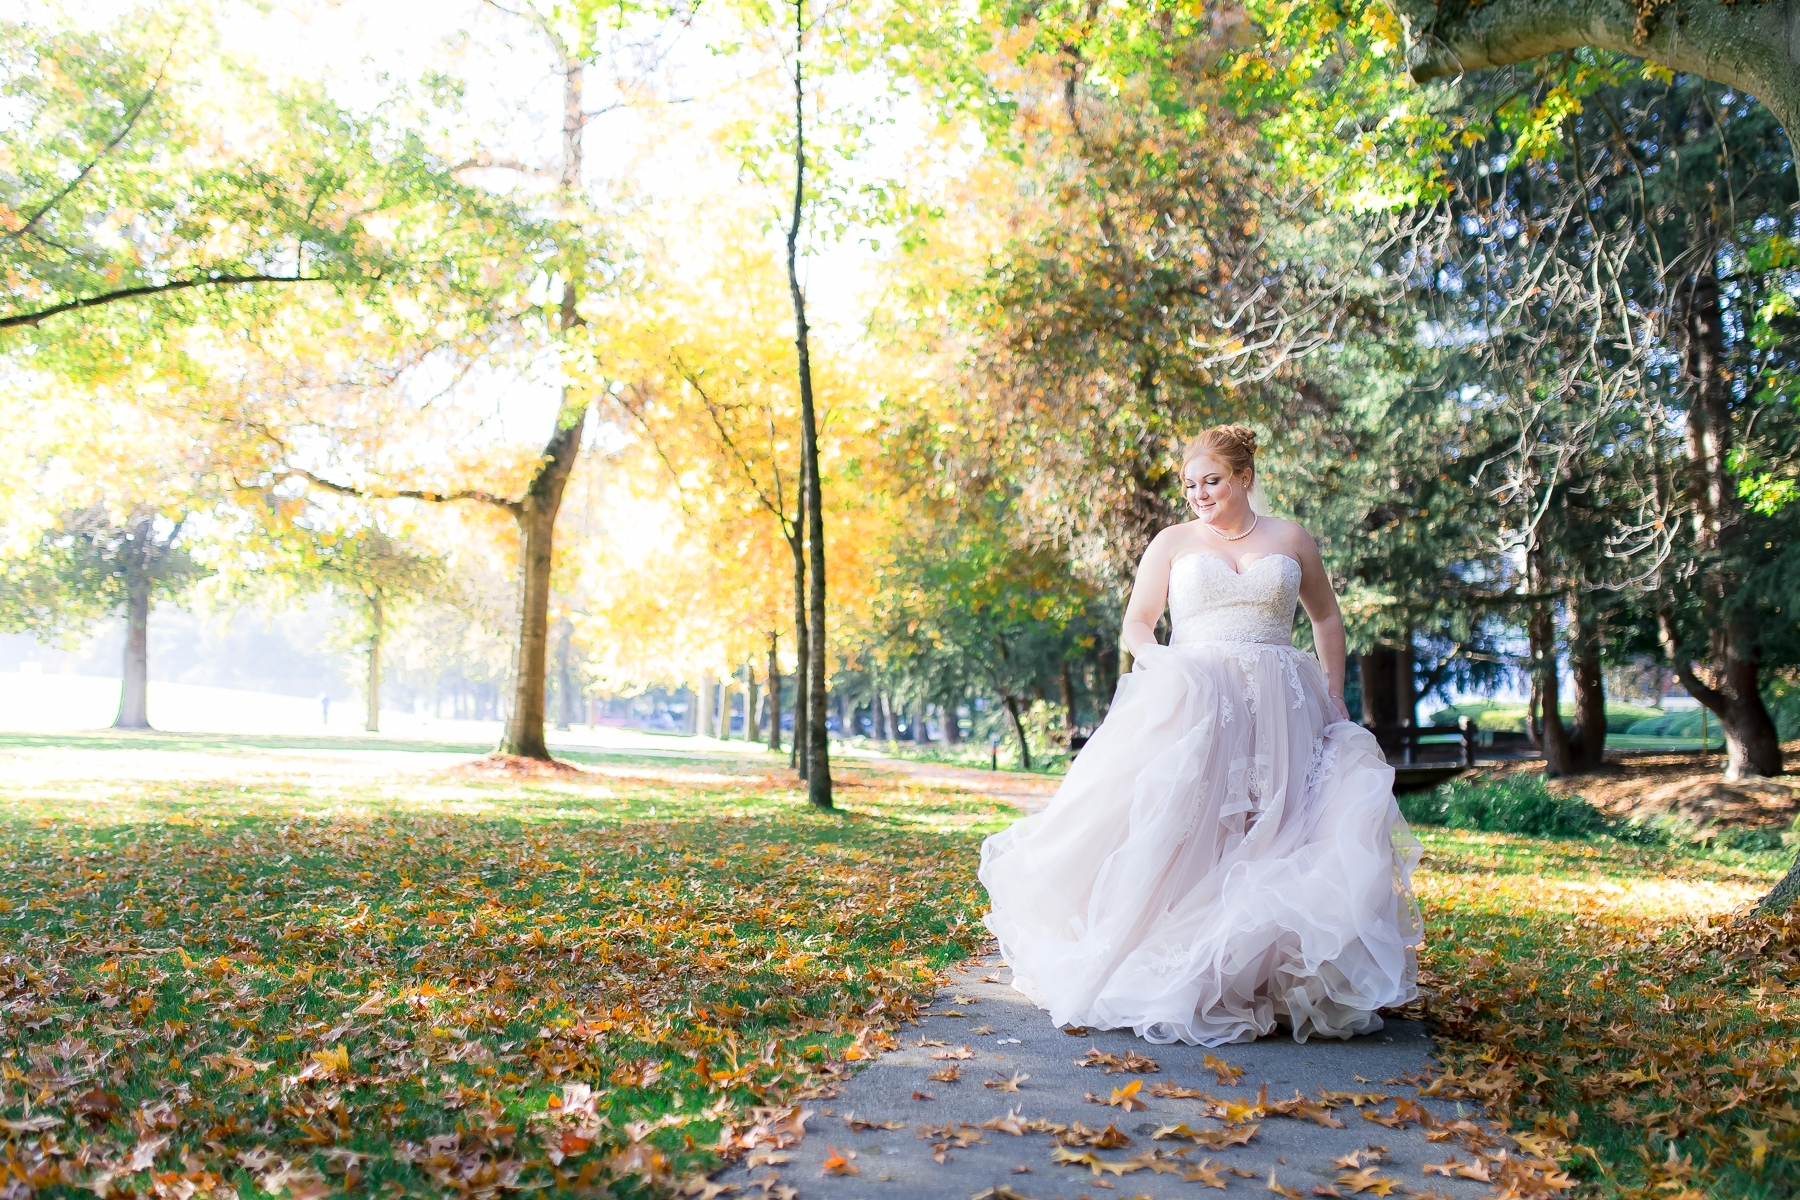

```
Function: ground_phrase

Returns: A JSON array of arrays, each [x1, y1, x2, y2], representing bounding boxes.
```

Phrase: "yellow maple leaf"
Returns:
[[1741, 1127, 1771, 1170]]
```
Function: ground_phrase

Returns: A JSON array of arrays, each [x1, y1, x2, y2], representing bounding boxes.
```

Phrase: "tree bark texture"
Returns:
[[1390, 0, 1800, 141], [787, 0, 832, 809], [1002, 693, 1032, 771], [1097, 645, 1119, 719], [1656, 261, 1785, 779], [114, 554, 152, 731], [789, 534, 809, 774], [1533, 602, 1577, 778], [767, 635, 784, 753], [746, 668, 760, 743], [498, 389, 586, 761], [1566, 596, 1607, 771], [365, 592, 383, 733], [1359, 645, 1406, 728], [1059, 660, 1078, 745]]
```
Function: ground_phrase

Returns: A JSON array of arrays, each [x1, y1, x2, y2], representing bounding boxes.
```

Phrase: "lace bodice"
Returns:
[[1168, 553, 1300, 646]]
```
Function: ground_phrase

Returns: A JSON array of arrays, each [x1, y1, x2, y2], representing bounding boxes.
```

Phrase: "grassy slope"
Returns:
[[0, 733, 1009, 1197]]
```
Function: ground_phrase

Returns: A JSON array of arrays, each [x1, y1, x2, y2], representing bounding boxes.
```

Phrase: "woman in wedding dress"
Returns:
[[980, 425, 1422, 1046]]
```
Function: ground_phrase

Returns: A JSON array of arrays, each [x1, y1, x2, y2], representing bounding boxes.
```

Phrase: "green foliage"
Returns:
[[1399, 774, 1607, 839], [1, 3, 549, 362], [872, 486, 1111, 727], [0, 507, 203, 641]]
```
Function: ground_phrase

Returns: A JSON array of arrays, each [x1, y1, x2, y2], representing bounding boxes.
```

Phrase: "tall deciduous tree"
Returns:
[[781, 0, 831, 807], [276, 0, 695, 760], [303, 528, 448, 733], [0, 507, 203, 729]]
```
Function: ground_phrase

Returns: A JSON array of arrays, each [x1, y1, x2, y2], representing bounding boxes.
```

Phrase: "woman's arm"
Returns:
[[1293, 529, 1350, 721], [1121, 532, 1176, 657]]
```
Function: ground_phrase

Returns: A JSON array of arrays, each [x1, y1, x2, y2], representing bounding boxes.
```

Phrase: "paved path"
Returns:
[[721, 956, 1501, 1200], [856, 758, 1060, 815]]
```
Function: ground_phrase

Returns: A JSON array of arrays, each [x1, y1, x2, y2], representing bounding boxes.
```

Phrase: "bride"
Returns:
[[979, 425, 1422, 1046]]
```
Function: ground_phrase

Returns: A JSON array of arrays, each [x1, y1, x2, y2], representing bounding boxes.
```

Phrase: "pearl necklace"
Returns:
[[1206, 513, 1258, 542]]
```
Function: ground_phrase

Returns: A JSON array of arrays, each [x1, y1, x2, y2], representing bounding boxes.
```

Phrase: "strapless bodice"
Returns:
[[1168, 553, 1300, 646]]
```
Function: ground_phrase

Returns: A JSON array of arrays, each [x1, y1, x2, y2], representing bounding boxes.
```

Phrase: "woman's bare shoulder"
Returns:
[[1251, 514, 1309, 545], [1147, 522, 1198, 554]]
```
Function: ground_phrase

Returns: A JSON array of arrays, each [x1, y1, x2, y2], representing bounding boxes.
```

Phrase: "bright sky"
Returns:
[[208, 0, 921, 449]]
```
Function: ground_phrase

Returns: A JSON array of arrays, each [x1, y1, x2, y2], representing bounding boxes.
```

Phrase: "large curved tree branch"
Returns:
[[0, 272, 335, 330], [1388, 0, 1800, 135], [279, 467, 523, 515]]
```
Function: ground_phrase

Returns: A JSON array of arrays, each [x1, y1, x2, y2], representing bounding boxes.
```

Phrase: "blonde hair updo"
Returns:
[[1182, 424, 1258, 485]]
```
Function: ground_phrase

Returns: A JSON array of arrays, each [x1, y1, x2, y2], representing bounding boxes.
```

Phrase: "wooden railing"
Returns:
[[1370, 718, 1481, 767]]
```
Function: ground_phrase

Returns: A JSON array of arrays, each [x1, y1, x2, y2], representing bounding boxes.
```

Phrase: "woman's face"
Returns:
[[1183, 454, 1248, 524]]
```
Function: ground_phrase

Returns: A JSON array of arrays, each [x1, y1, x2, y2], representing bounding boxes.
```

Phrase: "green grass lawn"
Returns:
[[6, 732, 1800, 1198], [1413, 826, 1800, 1199], [0, 733, 1011, 1197]]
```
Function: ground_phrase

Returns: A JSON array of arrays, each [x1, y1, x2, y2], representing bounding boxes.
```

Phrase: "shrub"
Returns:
[[1625, 710, 1710, 738], [1400, 774, 1607, 839]]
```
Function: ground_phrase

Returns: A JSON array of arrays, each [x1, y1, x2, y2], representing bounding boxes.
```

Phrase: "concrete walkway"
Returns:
[[855, 758, 1060, 815], [720, 956, 1507, 1200]]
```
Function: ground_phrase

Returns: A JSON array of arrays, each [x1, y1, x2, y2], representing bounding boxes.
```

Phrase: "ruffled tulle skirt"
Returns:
[[979, 640, 1423, 1046]]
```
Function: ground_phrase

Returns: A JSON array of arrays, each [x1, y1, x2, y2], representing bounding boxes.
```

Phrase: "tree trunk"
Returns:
[[942, 698, 962, 744], [912, 701, 931, 743], [1395, 639, 1416, 729], [1526, 676, 1543, 749], [1533, 602, 1576, 778], [1388, 0, 1800, 147], [1566, 595, 1607, 771], [789, 531, 809, 775], [1002, 693, 1032, 771], [1359, 645, 1401, 727], [1652, 256, 1785, 780], [556, 618, 577, 731], [1059, 660, 1078, 745], [499, 418, 583, 762], [1097, 645, 1119, 718], [365, 592, 383, 733], [787, 0, 831, 809], [746, 667, 760, 744], [494, 30, 592, 762], [113, 557, 152, 731], [696, 673, 714, 738], [767, 634, 783, 753]]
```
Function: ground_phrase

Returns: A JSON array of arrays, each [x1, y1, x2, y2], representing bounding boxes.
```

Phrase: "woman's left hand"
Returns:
[[1328, 694, 1350, 723]]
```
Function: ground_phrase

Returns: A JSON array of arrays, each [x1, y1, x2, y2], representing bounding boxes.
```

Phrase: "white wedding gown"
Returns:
[[980, 553, 1422, 1046]]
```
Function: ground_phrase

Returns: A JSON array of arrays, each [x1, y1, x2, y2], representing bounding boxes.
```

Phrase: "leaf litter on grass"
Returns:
[[1411, 825, 1800, 1198], [0, 746, 1010, 1197]]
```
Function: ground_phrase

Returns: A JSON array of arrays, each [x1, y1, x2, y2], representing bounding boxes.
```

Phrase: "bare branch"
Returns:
[[280, 467, 523, 515], [0, 272, 339, 330], [6, 27, 181, 243]]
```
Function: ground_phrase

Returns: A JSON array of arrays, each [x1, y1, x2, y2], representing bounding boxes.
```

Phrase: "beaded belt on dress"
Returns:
[[1170, 635, 1295, 648]]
